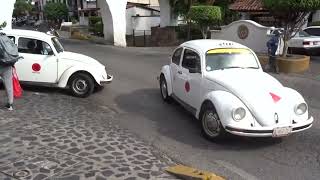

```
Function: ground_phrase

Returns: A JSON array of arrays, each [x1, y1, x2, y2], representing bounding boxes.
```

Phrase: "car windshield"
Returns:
[[52, 37, 64, 53], [206, 48, 259, 71]]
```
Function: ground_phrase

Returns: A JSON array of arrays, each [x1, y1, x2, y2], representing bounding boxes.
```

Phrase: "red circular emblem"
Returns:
[[185, 81, 190, 92], [32, 63, 41, 72]]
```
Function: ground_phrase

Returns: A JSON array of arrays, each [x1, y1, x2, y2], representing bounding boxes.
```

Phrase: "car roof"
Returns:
[[0, 29, 54, 41], [304, 26, 320, 29], [180, 39, 249, 54]]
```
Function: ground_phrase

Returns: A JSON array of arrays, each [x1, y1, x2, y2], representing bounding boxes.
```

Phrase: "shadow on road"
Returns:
[[115, 88, 282, 151]]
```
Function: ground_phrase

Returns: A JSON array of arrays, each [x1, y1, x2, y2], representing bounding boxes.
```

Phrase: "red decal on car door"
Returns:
[[32, 63, 41, 72], [185, 81, 190, 92]]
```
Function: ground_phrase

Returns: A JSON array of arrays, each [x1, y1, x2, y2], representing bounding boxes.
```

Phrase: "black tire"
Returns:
[[69, 73, 95, 98], [159, 75, 172, 103], [200, 103, 227, 141]]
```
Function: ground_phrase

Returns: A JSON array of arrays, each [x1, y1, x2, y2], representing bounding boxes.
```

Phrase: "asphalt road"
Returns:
[[61, 39, 320, 180]]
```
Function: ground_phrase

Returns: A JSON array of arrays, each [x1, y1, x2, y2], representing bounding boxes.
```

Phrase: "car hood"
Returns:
[[58, 51, 104, 67], [205, 69, 292, 126]]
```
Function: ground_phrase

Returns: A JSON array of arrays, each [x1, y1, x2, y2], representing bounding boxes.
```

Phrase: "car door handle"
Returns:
[[178, 71, 182, 74]]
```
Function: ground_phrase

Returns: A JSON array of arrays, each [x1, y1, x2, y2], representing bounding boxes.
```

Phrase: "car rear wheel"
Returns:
[[201, 104, 227, 140], [160, 75, 172, 103], [69, 73, 94, 98]]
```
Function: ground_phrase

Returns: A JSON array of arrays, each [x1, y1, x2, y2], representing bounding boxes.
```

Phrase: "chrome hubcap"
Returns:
[[73, 79, 88, 94], [203, 112, 220, 137]]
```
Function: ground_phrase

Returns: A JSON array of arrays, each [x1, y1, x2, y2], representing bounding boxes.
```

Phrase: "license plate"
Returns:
[[272, 127, 292, 137]]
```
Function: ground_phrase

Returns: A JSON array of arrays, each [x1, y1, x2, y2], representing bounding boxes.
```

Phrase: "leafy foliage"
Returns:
[[89, 16, 102, 26], [264, 0, 320, 12], [13, 0, 33, 17], [263, 0, 320, 56], [214, 0, 240, 25], [88, 16, 103, 36], [44, 2, 68, 21], [189, 6, 221, 38], [0, 22, 7, 29]]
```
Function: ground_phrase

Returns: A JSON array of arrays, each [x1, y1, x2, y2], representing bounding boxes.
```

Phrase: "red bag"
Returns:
[[12, 67, 22, 98]]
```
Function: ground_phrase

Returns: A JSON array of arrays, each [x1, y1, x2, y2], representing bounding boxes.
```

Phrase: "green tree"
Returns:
[[44, 2, 68, 22], [0, 22, 7, 29], [263, 0, 320, 57], [215, 0, 239, 25], [189, 6, 222, 39], [13, 0, 33, 18]]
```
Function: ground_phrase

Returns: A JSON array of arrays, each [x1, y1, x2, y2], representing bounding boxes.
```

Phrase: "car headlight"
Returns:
[[295, 103, 307, 115], [232, 107, 246, 121]]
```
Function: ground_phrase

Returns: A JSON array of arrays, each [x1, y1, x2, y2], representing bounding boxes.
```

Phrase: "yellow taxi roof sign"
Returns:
[[207, 48, 251, 54]]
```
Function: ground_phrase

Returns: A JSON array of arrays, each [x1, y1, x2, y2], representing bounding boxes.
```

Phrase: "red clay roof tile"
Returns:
[[229, 0, 266, 11]]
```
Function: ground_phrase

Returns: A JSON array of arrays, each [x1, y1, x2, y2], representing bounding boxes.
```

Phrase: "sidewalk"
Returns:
[[0, 90, 177, 180], [286, 58, 320, 81]]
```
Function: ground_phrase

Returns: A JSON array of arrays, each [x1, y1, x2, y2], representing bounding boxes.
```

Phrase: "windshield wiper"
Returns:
[[245, 67, 259, 69], [221, 66, 243, 70]]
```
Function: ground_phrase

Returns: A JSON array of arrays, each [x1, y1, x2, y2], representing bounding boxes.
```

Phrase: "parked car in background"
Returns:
[[1, 29, 113, 97], [288, 31, 320, 56], [159, 39, 313, 140]]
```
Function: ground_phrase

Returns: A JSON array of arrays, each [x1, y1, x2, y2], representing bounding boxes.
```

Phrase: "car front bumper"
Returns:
[[225, 116, 314, 137], [100, 74, 113, 85]]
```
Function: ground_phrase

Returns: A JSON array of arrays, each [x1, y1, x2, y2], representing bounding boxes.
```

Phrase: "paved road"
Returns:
[[26, 39, 320, 180], [60, 39, 320, 180]]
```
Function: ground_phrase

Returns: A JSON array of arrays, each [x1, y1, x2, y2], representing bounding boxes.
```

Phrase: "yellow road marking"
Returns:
[[166, 165, 225, 180], [207, 48, 251, 54]]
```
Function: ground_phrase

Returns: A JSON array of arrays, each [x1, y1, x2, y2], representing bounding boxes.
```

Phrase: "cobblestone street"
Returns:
[[0, 89, 177, 180]]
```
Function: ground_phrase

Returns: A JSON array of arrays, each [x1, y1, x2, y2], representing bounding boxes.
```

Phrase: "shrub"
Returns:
[[89, 16, 102, 26], [44, 2, 68, 21]]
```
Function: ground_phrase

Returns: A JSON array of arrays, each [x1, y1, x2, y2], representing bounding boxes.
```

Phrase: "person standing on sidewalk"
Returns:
[[266, 30, 280, 73], [0, 64, 13, 110], [0, 32, 21, 111]]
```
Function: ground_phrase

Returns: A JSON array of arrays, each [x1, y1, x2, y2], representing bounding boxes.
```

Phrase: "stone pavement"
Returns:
[[0, 89, 177, 180]]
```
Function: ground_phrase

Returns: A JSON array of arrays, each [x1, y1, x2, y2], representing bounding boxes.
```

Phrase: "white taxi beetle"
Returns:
[[2, 29, 113, 97], [159, 40, 313, 140]]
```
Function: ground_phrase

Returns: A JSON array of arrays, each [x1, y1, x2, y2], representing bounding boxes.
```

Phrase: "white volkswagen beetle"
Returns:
[[159, 39, 313, 140], [1, 29, 113, 97]]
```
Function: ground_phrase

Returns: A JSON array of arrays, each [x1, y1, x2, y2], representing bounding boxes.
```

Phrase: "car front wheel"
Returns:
[[201, 104, 227, 141], [69, 73, 95, 98], [160, 75, 172, 103]]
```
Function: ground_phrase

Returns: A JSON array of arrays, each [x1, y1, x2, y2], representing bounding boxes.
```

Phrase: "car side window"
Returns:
[[18, 37, 53, 55], [182, 49, 201, 73], [172, 48, 183, 65], [8, 36, 15, 43], [304, 28, 320, 36]]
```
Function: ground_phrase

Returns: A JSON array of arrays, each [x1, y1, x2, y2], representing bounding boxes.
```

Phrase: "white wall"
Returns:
[[159, 0, 176, 27], [126, 7, 160, 35], [211, 20, 276, 54], [0, 0, 15, 30]]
